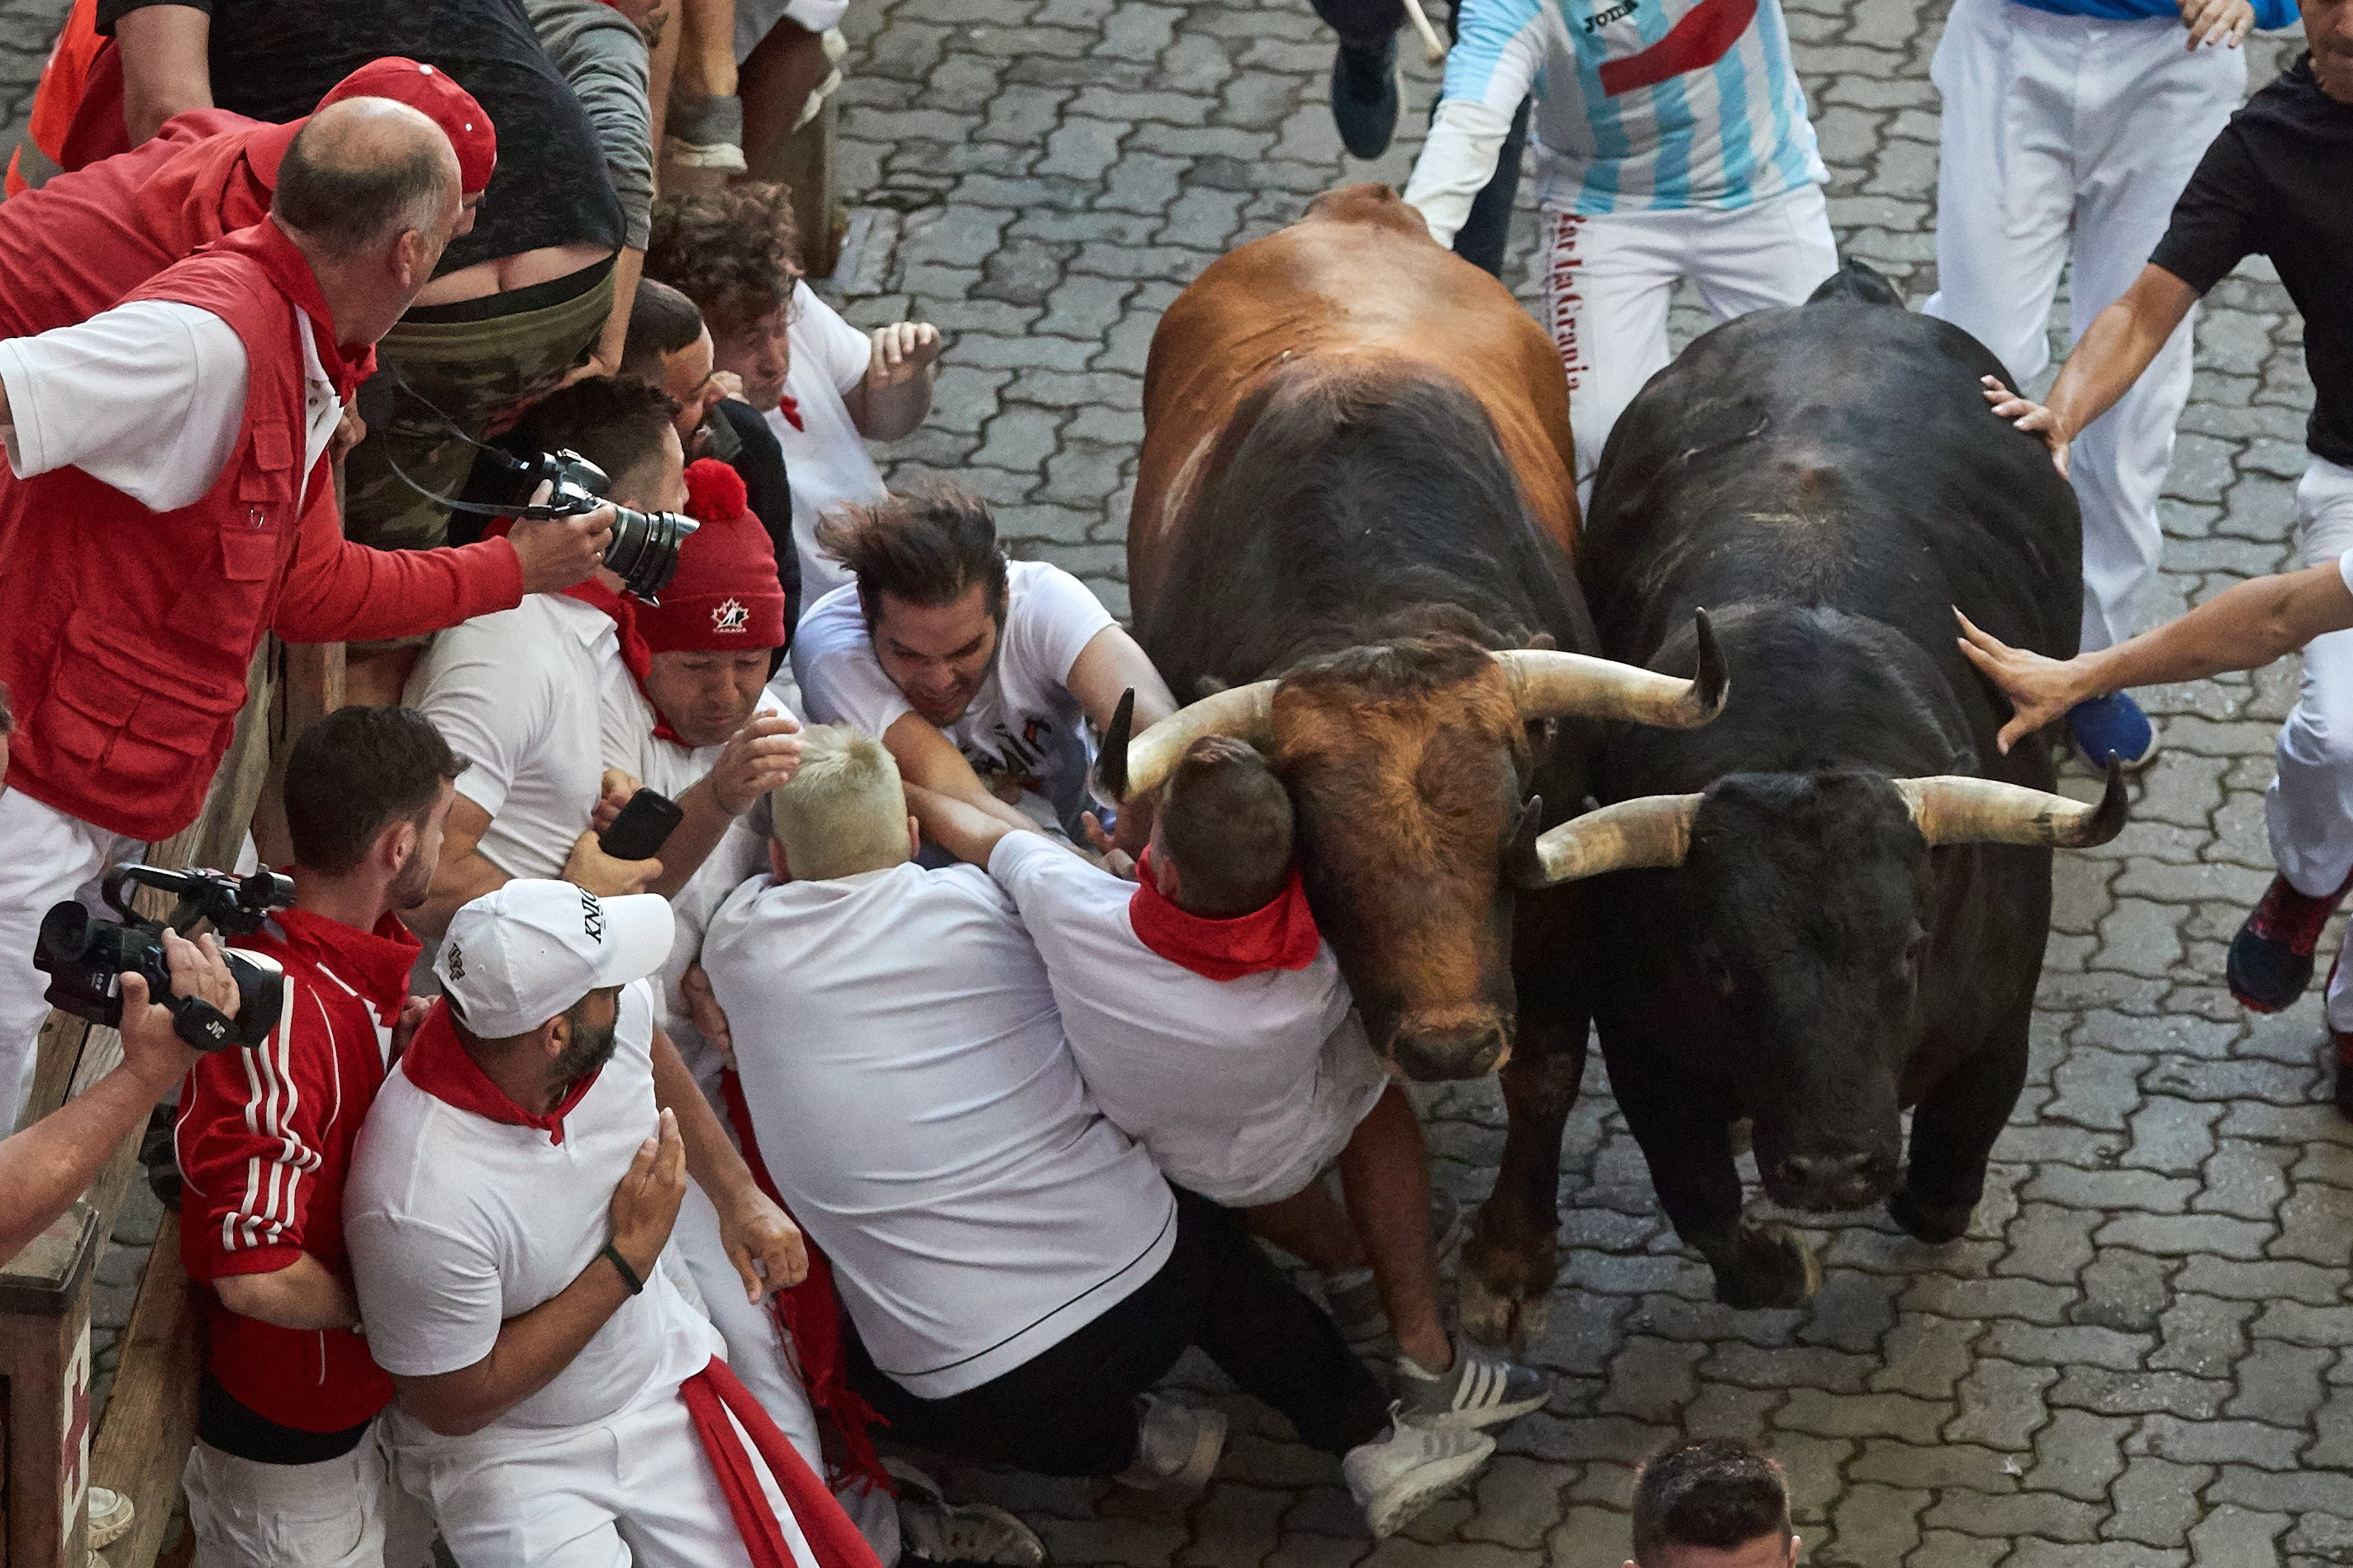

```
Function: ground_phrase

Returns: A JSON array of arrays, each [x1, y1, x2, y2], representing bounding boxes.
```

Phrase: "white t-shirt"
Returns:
[[0, 298, 340, 510], [408, 594, 631, 883], [791, 560, 1116, 840], [765, 283, 884, 609], [987, 833, 1390, 1207], [601, 677, 796, 1087], [702, 862, 1177, 1399], [345, 981, 722, 1444]]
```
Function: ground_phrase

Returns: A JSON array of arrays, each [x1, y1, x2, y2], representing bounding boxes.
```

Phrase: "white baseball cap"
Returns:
[[435, 880, 675, 1038]]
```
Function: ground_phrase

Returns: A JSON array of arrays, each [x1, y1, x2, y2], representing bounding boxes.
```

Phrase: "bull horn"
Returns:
[[1097, 680, 1279, 801], [1522, 793, 1704, 885], [1495, 608, 1728, 729], [1893, 761, 2127, 848]]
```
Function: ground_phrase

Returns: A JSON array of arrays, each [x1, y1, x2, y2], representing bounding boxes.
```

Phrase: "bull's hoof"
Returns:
[[1712, 1223, 1821, 1310], [1457, 1267, 1550, 1351], [1888, 1183, 1975, 1245]]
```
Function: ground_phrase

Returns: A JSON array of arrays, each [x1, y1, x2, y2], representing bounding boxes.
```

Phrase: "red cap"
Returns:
[[638, 460, 789, 653], [317, 58, 498, 194]]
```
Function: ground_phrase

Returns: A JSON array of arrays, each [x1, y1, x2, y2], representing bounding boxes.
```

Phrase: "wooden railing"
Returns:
[[0, 639, 335, 1568]]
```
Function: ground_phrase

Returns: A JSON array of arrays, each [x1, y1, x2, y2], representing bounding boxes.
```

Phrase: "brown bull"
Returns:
[[1101, 183, 1720, 1341]]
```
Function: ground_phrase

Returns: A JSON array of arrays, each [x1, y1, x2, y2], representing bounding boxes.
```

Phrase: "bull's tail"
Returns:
[[1806, 258, 1905, 309]]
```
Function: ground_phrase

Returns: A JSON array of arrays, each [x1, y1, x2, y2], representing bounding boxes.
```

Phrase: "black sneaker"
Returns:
[[1330, 32, 1402, 159], [2227, 870, 2353, 1014]]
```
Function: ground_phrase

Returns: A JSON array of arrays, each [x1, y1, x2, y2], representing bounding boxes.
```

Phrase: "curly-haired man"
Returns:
[[649, 183, 939, 609]]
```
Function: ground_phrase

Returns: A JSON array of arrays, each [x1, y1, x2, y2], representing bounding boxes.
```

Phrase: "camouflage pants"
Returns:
[[342, 263, 617, 555]]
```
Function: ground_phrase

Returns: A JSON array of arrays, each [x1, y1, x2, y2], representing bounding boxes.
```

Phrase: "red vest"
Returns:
[[0, 107, 283, 340], [0, 226, 524, 841]]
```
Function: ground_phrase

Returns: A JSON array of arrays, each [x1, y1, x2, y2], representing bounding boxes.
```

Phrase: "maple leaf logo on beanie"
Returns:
[[636, 459, 787, 656]]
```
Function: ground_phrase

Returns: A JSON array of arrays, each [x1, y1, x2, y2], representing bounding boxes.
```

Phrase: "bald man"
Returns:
[[0, 100, 612, 1127]]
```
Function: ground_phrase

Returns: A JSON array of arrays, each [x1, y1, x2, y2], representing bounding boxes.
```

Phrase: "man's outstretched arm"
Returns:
[[1956, 563, 2353, 753], [1980, 264, 2200, 478]]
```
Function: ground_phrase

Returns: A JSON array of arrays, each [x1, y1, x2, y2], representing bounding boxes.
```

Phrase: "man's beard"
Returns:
[[387, 839, 434, 912], [549, 1010, 620, 1086]]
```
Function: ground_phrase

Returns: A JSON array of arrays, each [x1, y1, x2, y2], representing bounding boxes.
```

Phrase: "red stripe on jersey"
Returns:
[[1598, 0, 1757, 97]]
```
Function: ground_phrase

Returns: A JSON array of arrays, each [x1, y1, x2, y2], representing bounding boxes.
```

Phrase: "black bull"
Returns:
[[1575, 264, 2126, 1309]]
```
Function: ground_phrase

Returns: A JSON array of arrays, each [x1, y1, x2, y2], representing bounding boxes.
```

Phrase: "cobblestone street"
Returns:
[[3, 0, 2338, 1556]]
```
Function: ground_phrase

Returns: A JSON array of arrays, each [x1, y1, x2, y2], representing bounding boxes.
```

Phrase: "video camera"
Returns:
[[514, 449, 698, 602], [33, 866, 294, 1052]]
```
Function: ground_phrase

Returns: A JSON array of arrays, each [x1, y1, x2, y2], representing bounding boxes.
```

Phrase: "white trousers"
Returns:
[[1537, 182, 1840, 501], [674, 1172, 902, 1563], [0, 790, 142, 1129], [182, 1427, 431, 1568], [1922, 0, 2246, 651], [2251, 462, 2353, 1027], [391, 1381, 820, 1568]]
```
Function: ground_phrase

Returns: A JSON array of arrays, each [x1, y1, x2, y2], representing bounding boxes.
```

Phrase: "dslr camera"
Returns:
[[521, 449, 699, 601], [35, 866, 294, 1052]]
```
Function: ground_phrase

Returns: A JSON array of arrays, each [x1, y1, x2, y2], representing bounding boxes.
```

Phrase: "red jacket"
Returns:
[[0, 221, 525, 840], [0, 106, 282, 339], [176, 908, 416, 1435]]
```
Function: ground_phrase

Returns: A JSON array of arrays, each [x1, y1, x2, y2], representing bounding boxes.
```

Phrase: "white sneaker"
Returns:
[[1113, 1395, 1226, 1495], [885, 1458, 1045, 1567], [1343, 1410, 1495, 1538], [88, 1486, 135, 1550], [1395, 1338, 1553, 1431]]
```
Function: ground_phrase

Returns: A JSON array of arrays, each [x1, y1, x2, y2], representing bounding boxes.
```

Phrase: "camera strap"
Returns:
[[371, 365, 599, 523]]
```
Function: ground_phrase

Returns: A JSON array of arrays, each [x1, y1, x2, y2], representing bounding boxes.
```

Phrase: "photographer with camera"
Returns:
[[166, 705, 465, 1566], [411, 377, 795, 943], [0, 98, 617, 1128]]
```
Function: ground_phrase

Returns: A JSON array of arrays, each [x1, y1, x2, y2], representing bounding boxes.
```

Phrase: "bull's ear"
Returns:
[[1097, 687, 1137, 801]]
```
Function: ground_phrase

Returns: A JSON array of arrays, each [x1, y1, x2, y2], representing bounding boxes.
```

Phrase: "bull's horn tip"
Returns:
[[2080, 759, 2128, 846], [1098, 687, 1137, 801], [1689, 608, 1728, 717]]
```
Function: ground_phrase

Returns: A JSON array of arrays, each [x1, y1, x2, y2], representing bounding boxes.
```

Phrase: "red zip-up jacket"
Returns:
[[176, 908, 416, 1435]]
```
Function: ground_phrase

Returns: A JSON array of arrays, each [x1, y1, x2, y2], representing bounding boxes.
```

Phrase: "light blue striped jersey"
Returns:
[[1438, 0, 1828, 215]]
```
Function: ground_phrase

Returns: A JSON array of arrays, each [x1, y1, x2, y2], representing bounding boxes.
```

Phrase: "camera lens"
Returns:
[[36, 902, 93, 964], [603, 505, 699, 601]]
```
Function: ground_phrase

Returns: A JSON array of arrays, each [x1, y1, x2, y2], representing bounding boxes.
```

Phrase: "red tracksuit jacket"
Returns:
[[176, 908, 416, 1435]]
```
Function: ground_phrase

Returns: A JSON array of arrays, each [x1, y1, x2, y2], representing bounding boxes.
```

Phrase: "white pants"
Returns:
[[1538, 182, 1840, 501], [0, 790, 142, 1128], [1923, 0, 2245, 652], [183, 1428, 431, 1568], [674, 1173, 902, 1563], [390, 1381, 820, 1568], [2253, 462, 2353, 1027]]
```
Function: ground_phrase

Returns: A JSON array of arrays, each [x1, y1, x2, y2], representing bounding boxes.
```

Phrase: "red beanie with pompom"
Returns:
[[635, 459, 787, 653]]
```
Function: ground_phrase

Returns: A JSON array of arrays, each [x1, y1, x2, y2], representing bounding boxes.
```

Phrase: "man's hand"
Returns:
[[592, 769, 642, 835], [1081, 812, 1139, 880], [563, 829, 661, 896], [707, 715, 805, 816], [510, 504, 618, 595], [2177, 0, 2253, 47], [718, 1186, 808, 1301], [330, 403, 368, 465], [389, 996, 431, 1062], [867, 322, 942, 394], [116, 929, 235, 1091], [711, 371, 745, 404], [611, 1108, 687, 1278], [1981, 376, 2072, 478], [679, 964, 735, 1069], [1954, 608, 2100, 753]]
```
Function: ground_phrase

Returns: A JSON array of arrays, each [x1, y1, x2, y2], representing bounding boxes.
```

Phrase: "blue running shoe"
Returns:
[[2065, 692, 2159, 772], [1330, 33, 1402, 159]]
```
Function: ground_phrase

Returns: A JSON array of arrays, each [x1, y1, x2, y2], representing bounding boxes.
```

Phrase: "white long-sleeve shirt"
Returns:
[[1401, 0, 1828, 243]]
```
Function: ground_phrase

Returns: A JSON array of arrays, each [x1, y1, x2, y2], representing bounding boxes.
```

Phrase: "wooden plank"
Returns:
[[88, 1213, 196, 1568], [0, 1207, 99, 1568], [772, 93, 844, 279]]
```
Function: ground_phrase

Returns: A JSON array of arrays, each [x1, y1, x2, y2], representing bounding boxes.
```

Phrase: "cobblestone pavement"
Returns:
[[3, 0, 2337, 1556]]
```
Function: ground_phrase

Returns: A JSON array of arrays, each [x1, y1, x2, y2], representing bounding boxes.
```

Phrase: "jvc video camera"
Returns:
[[34, 866, 293, 1052], [523, 449, 699, 601]]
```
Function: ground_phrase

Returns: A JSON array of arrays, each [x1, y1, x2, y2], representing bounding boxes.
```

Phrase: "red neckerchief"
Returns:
[[564, 578, 690, 745], [399, 998, 601, 1144], [680, 1357, 885, 1568], [207, 219, 376, 399], [1127, 850, 1322, 981], [776, 396, 804, 431], [720, 1071, 892, 1495], [272, 908, 420, 1031]]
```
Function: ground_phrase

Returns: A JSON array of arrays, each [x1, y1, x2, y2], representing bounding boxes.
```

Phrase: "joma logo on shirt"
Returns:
[[1585, 1, 1638, 31]]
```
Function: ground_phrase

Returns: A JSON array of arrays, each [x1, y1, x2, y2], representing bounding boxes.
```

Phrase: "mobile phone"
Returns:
[[599, 788, 684, 862]]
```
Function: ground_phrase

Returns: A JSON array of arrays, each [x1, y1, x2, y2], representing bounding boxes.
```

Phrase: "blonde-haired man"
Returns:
[[702, 727, 1491, 1538]]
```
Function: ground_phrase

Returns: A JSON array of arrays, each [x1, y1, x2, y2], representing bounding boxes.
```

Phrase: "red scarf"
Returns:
[[208, 219, 376, 400], [776, 396, 803, 431], [399, 998, 601, 1143], [721, 1071, 892, 1496], [1127, 850, 1323, 981], [680, 1357, 883, 1568]]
